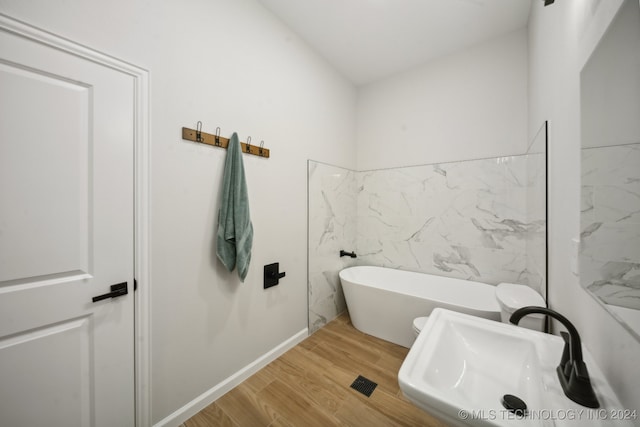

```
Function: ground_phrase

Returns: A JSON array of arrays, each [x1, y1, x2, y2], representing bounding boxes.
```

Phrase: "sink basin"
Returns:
[[398, 308, 633, 427]]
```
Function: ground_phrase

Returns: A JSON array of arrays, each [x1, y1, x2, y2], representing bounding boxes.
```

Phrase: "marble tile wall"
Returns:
[[356, 156, 545, 291], [525, 145, 548, 298], [308, 153, 547, 332], [580, 143, 640, 310], [307, 161, 357, 333]]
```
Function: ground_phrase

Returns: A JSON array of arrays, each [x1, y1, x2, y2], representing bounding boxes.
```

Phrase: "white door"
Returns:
[[0, 22, 135, 427]]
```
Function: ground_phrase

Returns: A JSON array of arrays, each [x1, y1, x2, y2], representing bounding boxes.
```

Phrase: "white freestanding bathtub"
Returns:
[[339, 266, 501, 348]]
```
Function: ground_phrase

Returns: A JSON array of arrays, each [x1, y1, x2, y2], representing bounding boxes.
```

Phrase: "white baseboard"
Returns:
[[153, 328, 308, 427]]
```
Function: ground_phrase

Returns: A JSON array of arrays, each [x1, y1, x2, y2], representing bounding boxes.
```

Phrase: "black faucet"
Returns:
[[510, 306, 600, 408], [340, 250, 357, 258]]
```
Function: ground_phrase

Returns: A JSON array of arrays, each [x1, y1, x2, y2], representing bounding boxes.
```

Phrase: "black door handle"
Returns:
[[92, 282, 128, 303]]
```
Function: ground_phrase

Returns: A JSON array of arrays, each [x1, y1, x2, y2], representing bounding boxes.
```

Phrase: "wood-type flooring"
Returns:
[[181, 312, 448, 427]]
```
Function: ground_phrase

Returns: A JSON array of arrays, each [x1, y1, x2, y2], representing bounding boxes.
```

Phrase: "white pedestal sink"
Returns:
[[398, 308, 635, 427]]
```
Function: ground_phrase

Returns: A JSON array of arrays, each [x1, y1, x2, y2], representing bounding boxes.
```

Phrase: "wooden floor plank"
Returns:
[[267, 416, 297, 427], [183, 403, 238, 427], [283, 345, 361, 400], [214, 383, 279, 427], [297, 334, 319, 351], [270, 352, 349, 414], [323, 315, 408, 360], [257, 379, 341, 427], [241, 362, 278, 395], [312, 340, 402, 395], [334, 393, 400, 426], [183, 311, 449, 426], [313, 326, 384, 366], [363, 386, 448, 427]]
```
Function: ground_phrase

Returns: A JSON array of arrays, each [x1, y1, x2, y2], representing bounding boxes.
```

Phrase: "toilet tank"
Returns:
[[495, 283, 546, 332]]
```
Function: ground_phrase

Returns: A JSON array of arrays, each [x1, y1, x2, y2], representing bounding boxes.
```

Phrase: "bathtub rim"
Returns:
[[339, 265, 501, 313]]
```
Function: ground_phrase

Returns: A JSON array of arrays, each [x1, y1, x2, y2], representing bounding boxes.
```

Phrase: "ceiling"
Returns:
[[257, 0, 532, 85]]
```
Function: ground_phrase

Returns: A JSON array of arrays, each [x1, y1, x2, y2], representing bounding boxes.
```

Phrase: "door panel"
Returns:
[[0, 22, 135, 427], [0, 62, 90, 284], [0, 317, 92, 427]]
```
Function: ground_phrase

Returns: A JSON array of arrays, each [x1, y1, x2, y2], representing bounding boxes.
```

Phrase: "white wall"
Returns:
[[0, 0, 356, 423], [528, 0, 640, 411], [356, 28, 528, 170]]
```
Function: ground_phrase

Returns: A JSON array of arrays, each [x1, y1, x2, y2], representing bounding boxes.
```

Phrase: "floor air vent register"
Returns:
[[350, 375, 378, 397]]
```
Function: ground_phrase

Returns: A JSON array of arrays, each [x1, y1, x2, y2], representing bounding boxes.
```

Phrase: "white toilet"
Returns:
[[412, 316, 429, 338], [495, 283, 546, 331], [411, 283, 545, 339]]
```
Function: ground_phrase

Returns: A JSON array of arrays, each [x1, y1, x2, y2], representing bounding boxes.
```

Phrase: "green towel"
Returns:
[[216, 132, 253, 281]]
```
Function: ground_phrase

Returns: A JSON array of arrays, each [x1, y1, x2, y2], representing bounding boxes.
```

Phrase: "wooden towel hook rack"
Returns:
[[182, 125, 270, 158]]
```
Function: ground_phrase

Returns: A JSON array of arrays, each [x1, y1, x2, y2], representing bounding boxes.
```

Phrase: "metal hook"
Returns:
[[245, 136, 252, 153], [215, 126, 221, 146], [259, 140, 265, 157], [196, 121, 203, 143]]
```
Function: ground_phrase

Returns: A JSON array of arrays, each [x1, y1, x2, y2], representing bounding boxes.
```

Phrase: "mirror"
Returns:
[[580, 0, 640, 339]]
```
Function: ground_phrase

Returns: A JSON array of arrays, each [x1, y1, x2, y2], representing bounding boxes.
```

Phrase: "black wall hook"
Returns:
[[196, 121, 203, 142], [215, 126, 221, 146]]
